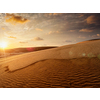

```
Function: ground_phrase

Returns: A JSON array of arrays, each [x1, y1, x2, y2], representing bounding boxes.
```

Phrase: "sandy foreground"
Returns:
[[0, 40, 100, 88], [0, 57, 100, 88]]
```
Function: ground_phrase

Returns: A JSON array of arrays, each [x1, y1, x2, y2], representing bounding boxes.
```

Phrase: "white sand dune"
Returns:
[[1, 39, 100, 71]]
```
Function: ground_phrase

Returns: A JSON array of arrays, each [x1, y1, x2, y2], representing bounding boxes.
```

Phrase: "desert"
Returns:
[[0, 39, 100, 88]]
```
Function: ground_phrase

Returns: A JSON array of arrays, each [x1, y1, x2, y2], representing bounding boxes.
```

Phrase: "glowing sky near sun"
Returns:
[[0, 13, 100, 49]]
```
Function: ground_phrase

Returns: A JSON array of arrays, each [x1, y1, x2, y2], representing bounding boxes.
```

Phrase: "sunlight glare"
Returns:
[[0, 41, 7, 49]]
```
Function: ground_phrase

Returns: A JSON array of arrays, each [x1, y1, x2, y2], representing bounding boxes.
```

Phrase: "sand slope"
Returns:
[[1, 39, 100, 71], [0, 40, 100, 88], [0, 58, 100, 88]]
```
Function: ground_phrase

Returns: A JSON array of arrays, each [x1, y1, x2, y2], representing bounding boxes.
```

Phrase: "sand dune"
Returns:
[[2, 39, 100, 71], [0, 40, 100, 88], [0, 58, 100, 88], [0, 46, 56, 58]]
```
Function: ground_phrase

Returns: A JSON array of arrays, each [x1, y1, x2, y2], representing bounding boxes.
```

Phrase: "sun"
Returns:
[[0, 41, 8, 49]]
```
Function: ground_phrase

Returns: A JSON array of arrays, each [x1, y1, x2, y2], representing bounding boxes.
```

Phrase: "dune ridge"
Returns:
[[0, 40, 100, 87], [1, 39, 100, 71]]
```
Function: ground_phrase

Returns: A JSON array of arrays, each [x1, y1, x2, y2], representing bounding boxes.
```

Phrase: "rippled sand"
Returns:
[[0, 57, 100, 88]]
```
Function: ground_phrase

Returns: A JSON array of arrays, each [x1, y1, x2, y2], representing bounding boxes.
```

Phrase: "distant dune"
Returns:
[[0, 40, 100, 88], [77, 38, 100, 44], [0, 46, 57, 57]]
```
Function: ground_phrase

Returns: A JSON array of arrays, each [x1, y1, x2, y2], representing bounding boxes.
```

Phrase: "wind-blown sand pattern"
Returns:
[[0, 40, 100, 88]]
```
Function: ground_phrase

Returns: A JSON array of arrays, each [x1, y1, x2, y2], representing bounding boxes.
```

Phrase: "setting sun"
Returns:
[[0, 41, 7, 49]]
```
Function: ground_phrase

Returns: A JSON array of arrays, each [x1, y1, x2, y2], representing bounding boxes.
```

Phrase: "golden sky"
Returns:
[[0, 13, 100, 49]]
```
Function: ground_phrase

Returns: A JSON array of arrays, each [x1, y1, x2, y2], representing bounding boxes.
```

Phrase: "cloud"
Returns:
[[44, 13, 53, 16], [78, 36, 86, 38], [79, 14, 84, 17], [36, 28, 43, 31], [43, 13, 63, 18], [19, 42, 28, 43], [5, 13, 29, 25], [92, 34, 100, 38], [53, 13, 62, 16], [8, 36, 16, 39], [97, 34, 100, 36], [69, 30, 75, 32], [48, 31, 60, 34], [65, 40, 72, 42], [79, 29, 93, 32], [86, 15, 99, 24], [33, 37, 43, 41], [2, 27, 5, 30]]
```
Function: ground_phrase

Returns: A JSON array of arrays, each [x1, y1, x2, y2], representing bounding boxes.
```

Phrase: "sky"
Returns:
[[0, 13, 100, 49]]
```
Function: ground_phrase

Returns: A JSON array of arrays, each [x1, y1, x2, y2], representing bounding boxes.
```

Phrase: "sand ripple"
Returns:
[[0, 57, 100, 88]]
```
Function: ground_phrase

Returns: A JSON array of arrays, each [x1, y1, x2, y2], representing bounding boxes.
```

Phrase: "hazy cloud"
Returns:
[[65, 40, 72, 42], [2, 27, 5, 30], [78, 36, 86, 38], [69, 30, 75, 32], [79, 14, 84, 18], [19, 42, 28, 43], [97, 34, 100, 36], [53, 13, 62, 16], [44, 13, 62, 17], [86, 15, 100, 25], [92, 34, 100, 38], [48, 31, 60, 34], [5, 13, 29, 25], [8, 36, 16, 39], [36, 28, 43, 31], [33, 37, 43, 41], [79, 29, 93, 32], [44, 13, 53, 17]]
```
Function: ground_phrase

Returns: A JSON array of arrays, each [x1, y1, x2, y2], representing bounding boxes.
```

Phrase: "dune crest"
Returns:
[[2, 40, 100, 71]]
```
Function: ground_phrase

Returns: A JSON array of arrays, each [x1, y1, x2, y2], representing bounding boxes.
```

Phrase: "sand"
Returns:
[[0, 39, 100, 88], [1, 39, 100, 72], [0, 57, 100, 88]]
